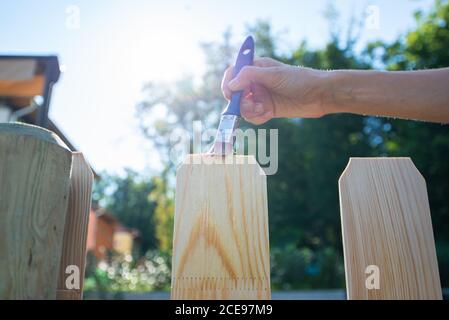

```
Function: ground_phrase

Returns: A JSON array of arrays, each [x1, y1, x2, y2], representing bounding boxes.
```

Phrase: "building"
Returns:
[[0, 55, 99, 169], [86, 206, 140, 261], [1, 56, 60, 127], [0, 55, 116, 259]]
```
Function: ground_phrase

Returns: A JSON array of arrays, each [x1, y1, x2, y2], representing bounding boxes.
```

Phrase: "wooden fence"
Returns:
[[0, 123, 93, 299], [172, 155, 442, 300], [0, 124, 442, 299]]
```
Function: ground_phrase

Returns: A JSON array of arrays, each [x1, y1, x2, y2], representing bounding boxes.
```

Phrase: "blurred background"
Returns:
[[1, 0, 448, 299]]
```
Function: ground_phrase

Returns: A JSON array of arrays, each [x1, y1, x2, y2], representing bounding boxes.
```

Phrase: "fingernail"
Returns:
[[254, 103, 263, 113]]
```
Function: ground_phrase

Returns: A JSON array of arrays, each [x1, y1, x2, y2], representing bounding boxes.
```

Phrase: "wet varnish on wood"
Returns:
[[339, 158, 442, 299], [171, 154, 270, 299]]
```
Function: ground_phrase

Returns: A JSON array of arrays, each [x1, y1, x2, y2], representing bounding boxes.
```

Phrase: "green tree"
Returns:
[[135, 1, 449, 288], [136, 19, 372, 288], [136, 30, 236, 167], [93, 169, 157, 255], [365, 0, 449, 285], [150, 170, 175, 255]]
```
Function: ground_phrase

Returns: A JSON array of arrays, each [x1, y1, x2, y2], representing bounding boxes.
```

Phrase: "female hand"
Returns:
[[221, 57, 328, 124]]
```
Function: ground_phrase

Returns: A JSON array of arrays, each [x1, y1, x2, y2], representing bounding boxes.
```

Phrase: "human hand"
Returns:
[[221, 57, 329, 124]]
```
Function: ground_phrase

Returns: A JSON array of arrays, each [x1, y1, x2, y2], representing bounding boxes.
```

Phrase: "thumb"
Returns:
[[228, 66, 278, 91]]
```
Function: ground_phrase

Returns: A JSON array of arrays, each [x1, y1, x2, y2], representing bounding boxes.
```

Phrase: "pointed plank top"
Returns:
[[339, 157, 441, 299]]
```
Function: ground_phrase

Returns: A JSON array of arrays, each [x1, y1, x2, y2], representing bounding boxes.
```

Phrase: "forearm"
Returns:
[[322, 68, 449, 123]]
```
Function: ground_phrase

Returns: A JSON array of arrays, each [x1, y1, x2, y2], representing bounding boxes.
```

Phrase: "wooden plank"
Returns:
[[0, 123, 72, 299], [57, 152, 94, 300], [339, 157, 442, 299], [55, 289, 80, 300], [171, 154, 271, 299]]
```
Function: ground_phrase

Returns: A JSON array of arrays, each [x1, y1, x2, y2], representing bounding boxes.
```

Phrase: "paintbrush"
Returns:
[[209, 36, 254, 155]]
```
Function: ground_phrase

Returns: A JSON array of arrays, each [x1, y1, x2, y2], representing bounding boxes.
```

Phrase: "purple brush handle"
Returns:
[[223, 36, 255, 116]]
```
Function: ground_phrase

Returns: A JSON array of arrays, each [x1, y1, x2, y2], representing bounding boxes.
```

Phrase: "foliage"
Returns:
[[136, 30, 236, 167], [133, 1, 449, 289], [91, 0, 449, 291], [134, 19, 368, 289], [93, 169, 158, 255], [368, 0, 449, 70], [271, 245, 345, 290], [84, 250, 171, 297], [364, 1, 449, 283], [150, 171, 175, 254]]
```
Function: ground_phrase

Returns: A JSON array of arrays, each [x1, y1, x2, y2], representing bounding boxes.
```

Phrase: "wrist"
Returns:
[[293, 67, 338, 117], [316, 70, 345, 115]]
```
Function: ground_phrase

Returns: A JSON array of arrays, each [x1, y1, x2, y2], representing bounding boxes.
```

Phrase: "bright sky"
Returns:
[[0, 0, 434, 175]]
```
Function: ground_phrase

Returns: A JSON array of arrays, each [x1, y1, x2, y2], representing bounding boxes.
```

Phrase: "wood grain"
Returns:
[[339, 157, 442, 299], [171, 154, 271, 300], [0, 123, 72, 299], [57, 152, 94, 300]]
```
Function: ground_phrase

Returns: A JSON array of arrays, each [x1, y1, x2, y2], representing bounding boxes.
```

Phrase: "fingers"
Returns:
[[221, 57, 283, 100], [241, 98, 262, 118], [253, 57, 283, 68], [228, 66, 279, 91], [245, 109, 274, 125], [240, 97, 274, 125]]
